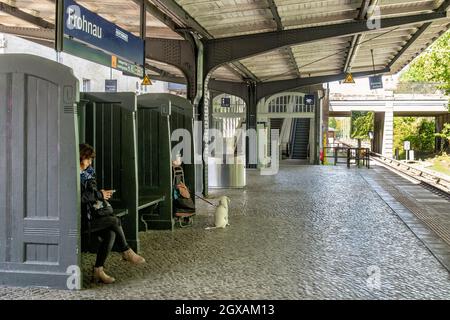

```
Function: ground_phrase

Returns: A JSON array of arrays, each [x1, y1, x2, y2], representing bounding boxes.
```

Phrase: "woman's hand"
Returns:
[[101, 189, 114, 200]]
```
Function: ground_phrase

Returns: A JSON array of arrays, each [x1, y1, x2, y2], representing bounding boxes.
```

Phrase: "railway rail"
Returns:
[[370, 152, 450, 199]]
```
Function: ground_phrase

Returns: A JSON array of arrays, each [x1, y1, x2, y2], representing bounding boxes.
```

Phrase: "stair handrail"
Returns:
[[278, 119, 287, 152], [233, 119, 245, 157], [289, 119, 297, 159]]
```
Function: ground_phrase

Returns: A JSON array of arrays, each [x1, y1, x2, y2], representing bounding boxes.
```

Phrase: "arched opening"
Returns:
[[258, 92, 316, 164]]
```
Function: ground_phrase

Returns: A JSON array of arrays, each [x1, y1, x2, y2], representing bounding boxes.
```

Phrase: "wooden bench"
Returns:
[[138, 194, 166, 231], [114, 208, 128, 218]]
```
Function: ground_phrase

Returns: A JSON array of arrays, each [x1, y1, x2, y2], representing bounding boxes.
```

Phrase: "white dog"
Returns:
[[205, 196, 230, 230]]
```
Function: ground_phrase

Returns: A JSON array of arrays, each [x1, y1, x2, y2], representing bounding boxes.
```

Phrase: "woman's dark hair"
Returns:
[[79, 143, 96, 163]]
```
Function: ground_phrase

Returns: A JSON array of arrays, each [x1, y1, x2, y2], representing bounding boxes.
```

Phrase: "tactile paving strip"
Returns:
[[369, 167, 450, 247]]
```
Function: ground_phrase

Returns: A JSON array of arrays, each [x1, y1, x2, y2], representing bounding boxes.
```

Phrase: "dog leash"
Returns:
[[195, 194, 218, 208]]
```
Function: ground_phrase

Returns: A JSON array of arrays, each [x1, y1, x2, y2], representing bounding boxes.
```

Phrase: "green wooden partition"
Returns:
[[137, 95, 172, 230], [169, 96, 196, 200], [78, 93, 140, 252], [137, 94, 196, 230]]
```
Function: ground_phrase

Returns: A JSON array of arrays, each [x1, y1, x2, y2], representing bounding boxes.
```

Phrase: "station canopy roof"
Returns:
[[0, 0, 449, 84]]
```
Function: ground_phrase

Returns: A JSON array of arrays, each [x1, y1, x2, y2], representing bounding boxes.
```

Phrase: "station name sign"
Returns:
[[60, 0, 144, 75]]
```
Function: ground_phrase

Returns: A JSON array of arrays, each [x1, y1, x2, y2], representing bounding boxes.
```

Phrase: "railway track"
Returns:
[[370, 152, 450, 199]]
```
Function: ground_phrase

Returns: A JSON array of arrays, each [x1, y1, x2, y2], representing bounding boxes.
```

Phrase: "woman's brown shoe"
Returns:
[[122, 248, 146, 264], [92, 267, 115, 284]]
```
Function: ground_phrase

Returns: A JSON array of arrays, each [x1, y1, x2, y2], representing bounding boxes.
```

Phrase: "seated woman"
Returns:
[[80, 143, 145, 284]]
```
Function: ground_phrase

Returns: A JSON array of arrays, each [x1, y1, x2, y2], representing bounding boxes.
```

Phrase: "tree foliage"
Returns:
[[400, 31, 450, 97], [394, 117, 435, 157], [329, 117, 337, 129], [351, 112, 374, 140], [435, 123, 450, 152]]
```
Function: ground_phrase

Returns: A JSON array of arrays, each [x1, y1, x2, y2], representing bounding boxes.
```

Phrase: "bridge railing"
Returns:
[[394, 82, 446, 95]]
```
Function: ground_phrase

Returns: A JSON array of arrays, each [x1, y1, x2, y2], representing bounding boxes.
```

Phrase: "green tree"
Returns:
[[394, 117, 415, 156], [413, 119, 435, 154], [400, 31, 450, 99], [394, 117, 435, 157], [435, 123, 450, 152], [351, 112, 374, 140], [329, 117, 337, 129]]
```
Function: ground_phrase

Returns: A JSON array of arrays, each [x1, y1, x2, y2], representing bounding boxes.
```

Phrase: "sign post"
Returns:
[[404, 141, 411, 161]]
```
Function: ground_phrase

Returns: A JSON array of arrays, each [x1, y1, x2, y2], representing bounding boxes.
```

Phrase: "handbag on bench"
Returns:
[[172, 166, 195, 213]]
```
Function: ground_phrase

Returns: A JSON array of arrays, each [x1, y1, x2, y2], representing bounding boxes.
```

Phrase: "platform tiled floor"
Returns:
[[1, 165, 449, 299], [363, 164, 450, 272]]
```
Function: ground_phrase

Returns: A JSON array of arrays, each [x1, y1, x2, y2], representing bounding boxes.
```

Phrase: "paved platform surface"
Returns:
[[1, 165, 450, 299], [363, 164, 450, 272]]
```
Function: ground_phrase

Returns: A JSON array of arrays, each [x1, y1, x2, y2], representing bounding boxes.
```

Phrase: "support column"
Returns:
[[246, 82, 258, 169], [314, 92, 321, 165], [435, 114, 450, 152], [382, 101, 394, 158], [374, 112, 385, 154], [321, 87, 330, 158]]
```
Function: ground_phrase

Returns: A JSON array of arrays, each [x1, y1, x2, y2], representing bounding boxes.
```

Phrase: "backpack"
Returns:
[[173, 166, 195, 212]]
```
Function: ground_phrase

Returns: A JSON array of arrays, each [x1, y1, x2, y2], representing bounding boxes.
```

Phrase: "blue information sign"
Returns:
[[369, 75, 383, 90], [63, 0, 144, 66], [304, 95, 315, 105], [105, 79, 117, 93], [221, 97, 231, 108]]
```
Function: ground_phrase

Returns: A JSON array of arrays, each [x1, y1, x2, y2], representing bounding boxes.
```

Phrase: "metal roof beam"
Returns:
[[438, 0, 450, 11], [130, 0, 181, 35], [387, 0, 450, 71], [150, 74, 186, 84], [144, 63, 187, 84], [257, 68, 390, 100], [344, 0, 378, 73], [358, 0, 372, 20], [0, 25, 54, 40], [211, 68, 390, 101], [267, 0, 301, 78], [267, 0, 282, 30], [145, 63, 177, 78], [148, 0, 257, 81], [205, 11, 448, 72], [209, 79, 249, 102], [286, 48, 302, 78], [230, 61, 258, 82], [0, 1, 54, 29], [150, 0, 212, 39], [387, 22, 432, 69], [17, 36, 53, 49]]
